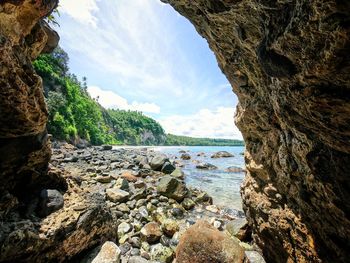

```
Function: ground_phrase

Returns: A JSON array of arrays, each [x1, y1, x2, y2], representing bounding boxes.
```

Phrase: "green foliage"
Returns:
[[34, 47, 118, 145], [107, 109, 165, 145], [165, 134, 244, 146], [33, 46, 244, 147], [46, 8, 60, 27], [33, 47, 165, 146]]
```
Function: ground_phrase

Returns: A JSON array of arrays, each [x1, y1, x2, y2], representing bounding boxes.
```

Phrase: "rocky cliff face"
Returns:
[[0, 1, 116, 262], [162, 0, 350, 262], [0, 0, 60, 214]]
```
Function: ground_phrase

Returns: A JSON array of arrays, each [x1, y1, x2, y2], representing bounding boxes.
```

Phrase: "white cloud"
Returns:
[[56, 0, 197, 99], [88, 86, 161, 114], [159, 107, 242, 140], [59, 0, 99, 27]]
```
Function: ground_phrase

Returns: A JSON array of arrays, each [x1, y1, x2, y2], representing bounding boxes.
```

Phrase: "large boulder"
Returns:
[[149, 154, 168, 171], [195, 162, 217, 170], [170, 168, 185, 180], [157, 176, 188, 202], [161, 161, 176, 174], [176, 220, 245, 263], [180, 153, 191, 160], [211, 151, 234, 158]]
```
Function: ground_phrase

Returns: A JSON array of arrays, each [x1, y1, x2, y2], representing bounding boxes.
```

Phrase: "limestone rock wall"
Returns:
[[0, 0, 60, 216], [162, 0, 350, 262]]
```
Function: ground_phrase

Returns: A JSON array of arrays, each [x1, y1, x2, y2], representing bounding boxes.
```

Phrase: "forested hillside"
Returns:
[[33, 47, 166, 145], [165, 134, 244, 146], [33, 47, 243, 146]]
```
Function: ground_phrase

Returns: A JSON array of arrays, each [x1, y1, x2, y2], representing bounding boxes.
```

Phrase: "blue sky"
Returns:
[[56, 0, 242, 139]]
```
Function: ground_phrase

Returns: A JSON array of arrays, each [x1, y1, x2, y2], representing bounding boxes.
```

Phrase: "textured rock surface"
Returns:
[[162, 0, 350, 262], [0, 174, 116, 263], [0, 0, 61, 216], [0, 2, 117, 262], [176, 220, 245, 263]]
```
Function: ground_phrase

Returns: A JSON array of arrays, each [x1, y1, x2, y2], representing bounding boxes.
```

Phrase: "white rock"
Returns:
[[106, 188, 129, 203], [91, 241, 121, 263]]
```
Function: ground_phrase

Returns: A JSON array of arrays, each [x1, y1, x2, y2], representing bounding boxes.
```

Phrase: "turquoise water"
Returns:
[[154, 146, 245, 211]]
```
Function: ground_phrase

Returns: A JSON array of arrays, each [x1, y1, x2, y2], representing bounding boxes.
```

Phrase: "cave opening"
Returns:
[[1, 0, 349, 263]]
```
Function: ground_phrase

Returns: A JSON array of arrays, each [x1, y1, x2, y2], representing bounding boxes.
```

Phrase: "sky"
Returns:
[[55, 0, 242, 140]]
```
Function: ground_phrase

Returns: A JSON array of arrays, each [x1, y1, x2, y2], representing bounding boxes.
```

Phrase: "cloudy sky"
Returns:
[[55, 0, 242, 139]]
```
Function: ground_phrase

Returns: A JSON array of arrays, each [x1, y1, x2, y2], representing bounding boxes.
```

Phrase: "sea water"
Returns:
[[154, 146, 245, 211]]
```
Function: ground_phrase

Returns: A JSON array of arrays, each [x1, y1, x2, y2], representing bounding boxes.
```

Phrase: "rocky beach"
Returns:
[[32, 143, 262, 263]]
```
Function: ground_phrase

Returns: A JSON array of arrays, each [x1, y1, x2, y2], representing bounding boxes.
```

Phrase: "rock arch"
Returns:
[[0, 0, 349, 262]]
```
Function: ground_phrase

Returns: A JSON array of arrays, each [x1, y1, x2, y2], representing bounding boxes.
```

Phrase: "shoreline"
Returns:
[[49, 143, 261, 262]]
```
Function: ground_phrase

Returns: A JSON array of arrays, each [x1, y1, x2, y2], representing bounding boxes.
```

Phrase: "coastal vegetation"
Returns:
[[165, 134, 244, 146], [33, 47, 244, 146]]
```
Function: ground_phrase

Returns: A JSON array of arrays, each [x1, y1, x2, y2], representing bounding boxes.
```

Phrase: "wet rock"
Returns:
[[226, 166, 245, 173], [176, 220, 244, 263], [91, 241, 121, 263], [195, 192, 213, 204], [170, 208, 184, 219], [211, 151, 234, 158], [180, 153, 191, 160], [157, 176, 188, 202], [150, 243, 174, 263], [141, 222, 162, 244], [106, 189, 129, 203], [170, 168, 185, 180], [195, 162, 217, 170], [226, 218, 251, 241], [38, 189, 64, 217], [149, 154, 168, 171], [182, 198, 195, 210], [161, 161, 176, 174]]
